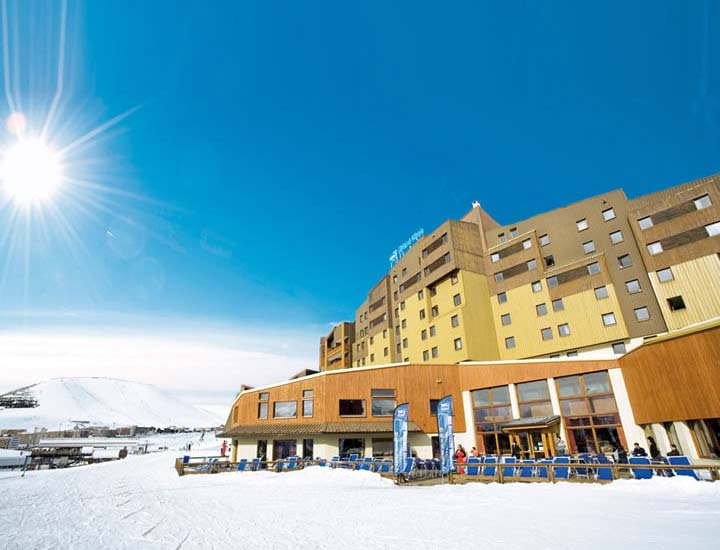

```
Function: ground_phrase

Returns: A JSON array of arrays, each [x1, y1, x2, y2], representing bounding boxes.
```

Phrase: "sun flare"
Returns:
[[0, 138, 63, 204]]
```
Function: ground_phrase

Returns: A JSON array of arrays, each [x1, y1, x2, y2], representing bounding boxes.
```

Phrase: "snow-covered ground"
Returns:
[[0, 446, 718, 550]]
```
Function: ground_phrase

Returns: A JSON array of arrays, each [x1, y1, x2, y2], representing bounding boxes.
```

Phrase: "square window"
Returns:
[[625, 279, 641, 294], [451, 314, 460, 327], [634, 306, 650, 321], [706, 221, 720, 237], [602, 207, 616, 221], [510, 227, 519, 238], [532, 280, 542, 293], [498, 233, 506, 242], [431, 346, 439, 358], [536, 303, 548, 316], [431, 305, 439, 317], [694, 194, 712, 210], [421, 329, 427, 340], [576, 219, 589, 231], [612, 342, 626, 354], [558, 323, 571, 337], [582, 241, 595, 254], [609, 230, 624, 244], [402, 338, 408, 348], [587, 262, 600, 275], [618, 254, 632, 268], [667, 296, 686, 311], [527, 259, 537, 270], [430, 325, 436, 337], [454, 337, 462, 350], [648, 242, 663, 255], [602, 312, 616, 326], [657, 267, 674, 282], [539, 234, 550, 246], [552, 298, 564, 311], [498, 292, 507, 303], [451, 272, 458, 284], [453, 293, 462, 306], [522, 239, 532, 250], [418, 290, 424, 300], [422, 350, 429, 361], [491, 252, 500, 263], [505, 336, 516, 349], [544, 255, 555, 267], [495, 272, 504, 282], [541, 327, 553, 340], [638, 216, 653, 230], [501, 313, 512, 326], [547, 276, 558, 287]]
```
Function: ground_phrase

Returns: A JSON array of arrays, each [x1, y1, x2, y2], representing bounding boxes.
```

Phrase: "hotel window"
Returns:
[[595, 286, 608, 299], [648, 241, 663, 255], [498, 292, 508, 303], [634, 306, 650, 321], [522, 239, 532, 250], [541, 327, 553, 340], [421, 329, 427, 340], [370, 353, 375, 362], [431, 346, 439, 358], [494, 272, 504, 283], [505, 336, 516, 349], [602, 312, 617, 326], [472, 386, 512, 455], [536, 303, 548, 316], [694, 194, 712, 210], [431, 305, 439, 317], [402, 338, 408, 348], [419, 309, 426, 320], [384, 347, 389, 356], [430, 286, 437, 297], [657, 267, 674, 282], [362, 358, 366, 366], [602, 207, 616, 221], [396, 343, 401, 354], [395, 325, 400, 336], [539, 234, 551, 246], [625, 279, 641, 294], [401, 319, 407, 329], [393, 291, 398, 301], [576, 218, 589, 231], [516, 380, 553, 417], [339, 399, 365, 417], [430, 325, 436, 336], [587, 262, 600, 275], [667, 296, 686, 311], [567, 350, 578, 357], [451, 272, 459, 284], [556, 371, 623, 454], [401, 267, 407, 277], [638, 216, 653, 230], [454, 337, 463, 350], [418, 289, 424, 300], [423, 350, 429, 361], [583, 240, 595, 254], [383, 329, 388, 338], [552, 298, 564, 311], [453, 294, 462, 306], [706, 221, 720, 237], [394, 307, 399, 318], [491, 252, 500, 263], [258, 393, 269, 420], [527, 259, 537, 270], [273, 401, 297, 419], [531, 280, 542, 293], [400, 301, 406, 311], [501, 313, 511, 326], [338, 438, 365, 459], [451, 314, 460, 327], [544, 255, 555, 267], [612, 342, 626, 354], [356, 360, 361, 367], [430, 399, 440, 416], [371, 389, 396, 417], [547, 276, 558, 287], [498, 232, 506, 242], [558, 323, 571, 337], [510, 227, 519, 238], [618, 254, 632, 268], [369, 336, 374, 345], [609, 230, 623, 244], [393, 275, 398, 284], [302, 390, 314, 417]]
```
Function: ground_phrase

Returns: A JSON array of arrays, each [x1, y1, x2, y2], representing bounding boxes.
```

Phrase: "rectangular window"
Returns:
[[384, 347, 389, 356], [582, 241, 595, 254], [707, 221, 720, 237], [544, 255, 555, 267], [371, 389, 396, 417], [595, 286, 608, 299], [383, 329, 388, 338], [423, 350, 429, 361], [505, 336, 516, 349], [612, 342, 626, 354], [396, 343, 401, 354], [419, 309, 426, 320], [667, 296, 686, 311], [498, 232, 506, 242], [609, 230, 624, 244], [638, 216, 653, 230], [498, 292, 507, 303], [694, 194, 712, 210], [532, 280, 542, 293], [430, 286, 437, 297], [552, 298, 564, 311], [495, 272, 504, 282], [602, 207, 616, 221], [451, 271, 459, 284], [491, 252, 500, 263], [371, 438, 393, 459], [625, 279, 641, 294], [303, 399, 314, 417], [401, 319, 407, 329], [400, 301, 406, 311], [369, 336, 374, 345], [522, 239, 532, 249], [618, 254, 632, 268], [431, 305, 439, 317], [421, 329, 427, 340], [453, 293, 462, 306], [273, 401, 297, 419], [536, 303, 548, 316], [527, 259, 537, 270], [303, 389, 313, 398], [418, 289, 424, 300], [429, 325, 436, 337], [258, 402, 268, 420], [517, 380, 553, 417], [657, 267, 674, 282], [576, 219, 589, 231], [558, 323, 571, 337], [431, 346, 439, 358], [339, 399, 366, 417], [547, 276, 558, 287], [567, 350, 578, 357], [510, 227, 519, 238], [451, 314, 460, 327], [602, 312, 617, 326], [370, 353, 375, 362], [259, 392, 269, 401], [587, 262, 600, 275], [430, 399, 440, 416], [648, 242, 663, 255], [402, 338, 408, 348], [634, 306, 650, 321], [454, 337, 462, 350], [539, 234, 550, 246], [338, 438, 365, 459], [501, 313, 511, 326], [303, 439, 314, 459], [541, 327, 553, 340]]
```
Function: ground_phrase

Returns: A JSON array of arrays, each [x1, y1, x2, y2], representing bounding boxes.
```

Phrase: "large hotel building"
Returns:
[[222, 174, 720, 464]]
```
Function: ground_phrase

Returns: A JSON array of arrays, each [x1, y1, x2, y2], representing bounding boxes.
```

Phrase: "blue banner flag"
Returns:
[[393, 403, 409, 476], [437, 395, 455, 475]]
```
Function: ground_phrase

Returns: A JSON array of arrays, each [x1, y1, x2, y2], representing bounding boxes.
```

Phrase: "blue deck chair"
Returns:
[[316, 457, 327, 467], [466, 456, 481, 475], [360, 457, 373, 471], [668, 456, 699, 480], [401, 457, 414, 475], [519, 460, 535, 479], [553, 456, 570, 480], [372, 458, 382, 472], [483, 456, 497, 477], [537, 459, 552, 479], [237, 458, 248, 471], [286, 456, 299, 470], [379, 459, 392, 473], [251, 457, 260, 471], [629, 456, 653, 479], [330, 456, 340, 468], [502, 457, 517, 478], [595, 453, 614, 481], [424, 459, 435, 471], [574, 458, 590, 479]]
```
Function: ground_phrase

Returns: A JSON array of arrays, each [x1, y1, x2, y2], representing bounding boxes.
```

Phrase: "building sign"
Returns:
[[437, 395, 455, 475], [393, 403, 409, 476], [389, 228, 424, 267]]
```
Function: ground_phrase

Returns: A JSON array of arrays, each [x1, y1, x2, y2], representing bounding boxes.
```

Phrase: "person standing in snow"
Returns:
[[455, 445, 467, 474], [220, 440, 228, 457]]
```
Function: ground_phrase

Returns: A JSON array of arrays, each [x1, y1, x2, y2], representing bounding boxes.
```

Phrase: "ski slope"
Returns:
[[0, 378, 222, 430]]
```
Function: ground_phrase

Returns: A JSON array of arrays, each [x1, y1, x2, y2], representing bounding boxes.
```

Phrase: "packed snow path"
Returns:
[[1, 452, 719, 549]]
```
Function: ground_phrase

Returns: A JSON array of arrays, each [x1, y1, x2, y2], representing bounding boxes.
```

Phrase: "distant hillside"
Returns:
[[0, 378, 223, 431]]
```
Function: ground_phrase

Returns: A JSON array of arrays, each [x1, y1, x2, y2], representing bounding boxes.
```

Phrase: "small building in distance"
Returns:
[[319, 322, 355, 371]]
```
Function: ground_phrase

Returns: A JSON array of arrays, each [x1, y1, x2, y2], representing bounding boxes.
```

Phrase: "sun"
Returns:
[[0, 138, 63, 204]]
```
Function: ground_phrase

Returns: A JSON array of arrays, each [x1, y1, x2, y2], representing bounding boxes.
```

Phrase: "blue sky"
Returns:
[[1, 1, 718, 398]]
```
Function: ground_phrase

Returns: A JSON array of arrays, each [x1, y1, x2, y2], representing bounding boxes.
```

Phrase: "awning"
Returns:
[[499, 415, 561, 432], [219, 420, 422, 438]]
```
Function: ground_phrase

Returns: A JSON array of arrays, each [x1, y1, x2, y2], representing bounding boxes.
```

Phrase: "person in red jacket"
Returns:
[[455, 445, 467, 474], [220, 440, 228, 457]]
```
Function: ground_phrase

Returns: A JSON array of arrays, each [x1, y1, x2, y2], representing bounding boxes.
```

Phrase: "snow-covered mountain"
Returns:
[[0, 378, 223, 431]]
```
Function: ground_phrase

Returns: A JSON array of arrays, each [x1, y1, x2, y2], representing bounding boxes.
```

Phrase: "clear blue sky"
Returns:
[[1, 1, 719, 393]]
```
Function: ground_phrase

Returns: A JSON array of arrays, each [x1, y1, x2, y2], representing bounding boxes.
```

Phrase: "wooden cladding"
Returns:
[[555, 264, 592, 286], [496, 240, 526, 260], [497, 261, 532, 281], [659, 225, 713, 252], [368, 296, 386, 313], [650, 200, 698, 225], [399, 272, 421, 293], [422, 233, 448, 258], [369, 313, 388, 329], [423, 253, 451, 277]]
